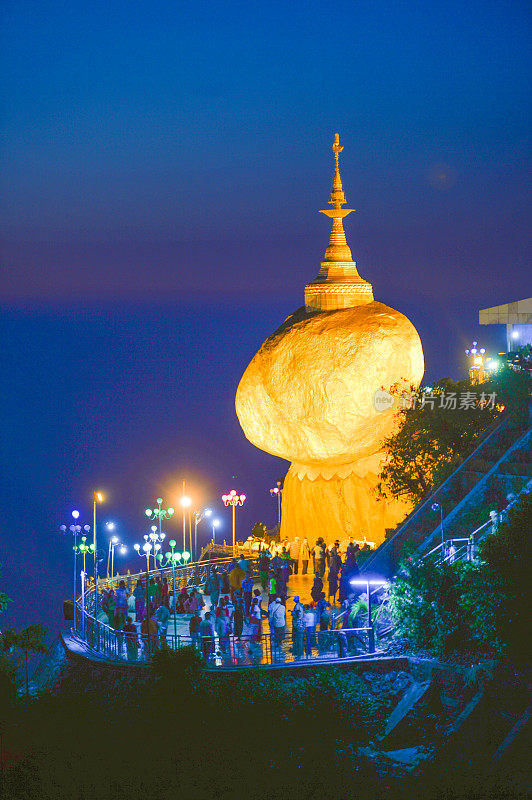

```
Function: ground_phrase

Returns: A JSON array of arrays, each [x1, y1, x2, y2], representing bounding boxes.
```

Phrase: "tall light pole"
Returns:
[[193, 507, 212, 562], [133, 528, 164, 657], [212, 518, 221, 545], [270, 481, 282, 527], [222, 490, 246, 553], [93, 491, 104, 599], [156, 539, 182, 613], [145, 498, 174, 567], [148, 526, 165, 570], [180, 493, 191, 551], [432, 502, 444, 550], [60, 509, 90, 630], [133, 539, 153, 656], [76, 536, 95, 576], [110, 540, 127, 579], [465, 342, 486, 385]]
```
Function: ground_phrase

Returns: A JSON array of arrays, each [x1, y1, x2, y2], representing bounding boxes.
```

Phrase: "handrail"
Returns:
[[101, 554, 259, 591]]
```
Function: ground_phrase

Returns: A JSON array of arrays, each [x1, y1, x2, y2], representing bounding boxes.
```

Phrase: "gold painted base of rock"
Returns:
[[280, 460, 412, 547]]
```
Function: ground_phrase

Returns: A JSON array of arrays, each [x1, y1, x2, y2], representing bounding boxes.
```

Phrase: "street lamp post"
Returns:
[[80, 570, 86, 640], [111, 541, 127, 579], [212, 518, 220, 545], [60, 510, 91, 631], [465, 342, 486, 385], [432, 502, 445, 552], [145, 498, 174, 568], [76, 536, 95, 576], [221, 490, 246, 553], [93, 491, 104, 602], [157, 540, 182, 614], [269, 481, 282, 527], [133, 540, 152, 656], [180, 493, 192, 551], [105, 521, 116, 578], [133, 527, 164, 658], [193, 508, 212, 562]]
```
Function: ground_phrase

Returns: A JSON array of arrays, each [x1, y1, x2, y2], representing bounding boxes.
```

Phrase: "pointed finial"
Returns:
[[330, 132, 346, 208]]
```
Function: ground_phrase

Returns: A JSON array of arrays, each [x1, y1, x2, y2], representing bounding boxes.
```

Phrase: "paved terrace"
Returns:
[[75, 559, 381, 668]]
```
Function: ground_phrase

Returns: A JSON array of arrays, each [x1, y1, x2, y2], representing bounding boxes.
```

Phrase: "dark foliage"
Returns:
[[378, 370, 530, 504], [390, 492, 532, 662], [460, 491, 532, 663]]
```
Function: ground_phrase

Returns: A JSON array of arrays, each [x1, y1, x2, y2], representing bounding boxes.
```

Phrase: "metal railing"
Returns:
[[421, 513, 501, 567], [74, 608, 382, 667], [99, 555, 258, 594]]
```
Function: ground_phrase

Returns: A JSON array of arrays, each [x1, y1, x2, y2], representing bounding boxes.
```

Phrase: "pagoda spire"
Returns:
[[304, 133, 374, 311], [319, 133, 354, 262]]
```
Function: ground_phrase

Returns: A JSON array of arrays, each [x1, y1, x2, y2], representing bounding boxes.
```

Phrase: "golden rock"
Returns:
[[235, 135, 424, 545]]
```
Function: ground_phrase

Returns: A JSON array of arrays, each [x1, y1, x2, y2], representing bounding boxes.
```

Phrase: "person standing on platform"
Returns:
[[115, 581, 128, 626], [229, 562, 245, 601], [242, 574, 254, 616], [233, 590, 245, 637], [123, 617, 138, 661], [199, 611, 215, 659], [215, 608, 230, 655], [311, 573, 324, 603], [249, 597, 262, 643], [280, 548, 292, 584], [205, 567, 219, 613], [290, 537, 301, 575], [268, 597, 286, 650], [328, 567, 339, 605], [189, 611, 202, 650], [301, 538, 311, 575], [276, 572, 288, 604], [160, 577, 169, 609], [155, 603, 170, 648], [133, 580, 146, 622], [258, 549, 270, 589], [140, 615, 158, 656], [313, 540, 326, 578], [291, 596, 305, 658], [267, 570, 277, 605], [303, 604, 317, 656]]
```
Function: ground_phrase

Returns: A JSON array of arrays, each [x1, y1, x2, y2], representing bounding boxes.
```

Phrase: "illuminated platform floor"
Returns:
[[117, 571, 356, 666], [127, 570, 324, 638]]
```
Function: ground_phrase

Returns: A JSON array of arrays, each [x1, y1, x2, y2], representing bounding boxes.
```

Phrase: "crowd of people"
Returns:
[[95, 537, 369, 662]]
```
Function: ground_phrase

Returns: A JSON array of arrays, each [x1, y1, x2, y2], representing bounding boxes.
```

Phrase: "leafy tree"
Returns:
[[378, 378, 501, 504], [484, 365, 531, 428], [0, 567, 11, 617], [251, 521, 267, 539], [1, 625, 47, 696]]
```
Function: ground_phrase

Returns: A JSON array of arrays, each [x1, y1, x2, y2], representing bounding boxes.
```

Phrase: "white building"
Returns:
[[479, 298, 532, 352]]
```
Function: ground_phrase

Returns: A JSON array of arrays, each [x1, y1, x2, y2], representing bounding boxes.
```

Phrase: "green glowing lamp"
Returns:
[[169, 539, 176, 548]]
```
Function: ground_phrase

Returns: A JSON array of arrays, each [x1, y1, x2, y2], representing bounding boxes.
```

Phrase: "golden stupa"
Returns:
[[235, 135, 424, 545]]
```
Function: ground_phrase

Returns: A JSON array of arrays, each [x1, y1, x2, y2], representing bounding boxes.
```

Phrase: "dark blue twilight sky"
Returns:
[[0, 1, 530, 631]]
